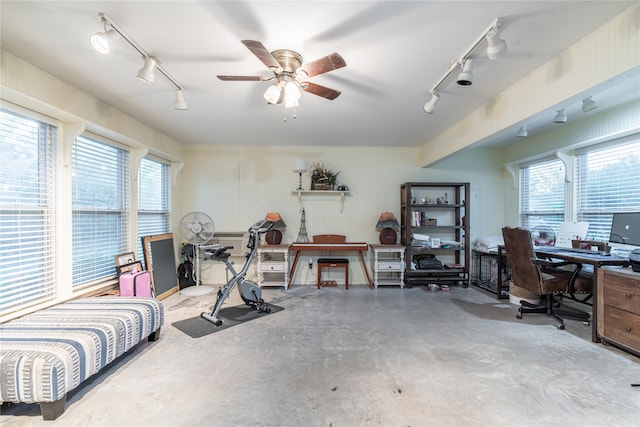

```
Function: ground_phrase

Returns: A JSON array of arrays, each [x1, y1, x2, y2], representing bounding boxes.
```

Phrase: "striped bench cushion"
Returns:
[[0, 297, 163, 405]]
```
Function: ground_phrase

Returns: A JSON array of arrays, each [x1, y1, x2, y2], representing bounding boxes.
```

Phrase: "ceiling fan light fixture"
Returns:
[[264, 84, 282, 104], [457, 59, 474, 86], [174, 89, 188, 110], [423, 92, 440, 114], [284, 81, 301, 109], [553, 108, 568, 123], [486, 25, 507, 60], [582, 96, 598, 112], [516, 125, 528, 137], [137, 56, 158, 84]]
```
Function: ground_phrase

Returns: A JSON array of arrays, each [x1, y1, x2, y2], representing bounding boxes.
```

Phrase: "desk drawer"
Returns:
[[604, 276, 640, 315], [603, 306, 640, 351], [260, 262, 285, 272], [378, 261, 404, 271]]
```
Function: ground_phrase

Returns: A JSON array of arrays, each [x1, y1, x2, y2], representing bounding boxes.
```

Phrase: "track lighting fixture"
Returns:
[[174, 89, 188, 110], [581, 96, 598, 113], [485, 25, 507, 60], [457, 59, 474, 86], [89, 22, 118, 54], [90, 12, 187, 110], [424, 18, 507, 114], [516, 125, 528, 137], [554, 108, 568, 123], [423, 92, 440, 114], [137, 56, 158, 84]]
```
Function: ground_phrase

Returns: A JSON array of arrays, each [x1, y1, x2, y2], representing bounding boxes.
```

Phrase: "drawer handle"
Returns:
[[625, 293, 633, 299], [626, 326, 633, 332]]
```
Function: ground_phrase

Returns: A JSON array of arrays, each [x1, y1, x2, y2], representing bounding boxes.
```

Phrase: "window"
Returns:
[[137, 157, 171, 259], [519, 158, 565, 232], [72, 135, 129, 287], [576, 138, 640, 241], [0, 109, 56, 316]]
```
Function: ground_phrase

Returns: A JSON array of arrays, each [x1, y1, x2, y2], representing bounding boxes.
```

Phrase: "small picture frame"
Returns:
[[117, 260, 143, 276], [115, 252, 136, 267]]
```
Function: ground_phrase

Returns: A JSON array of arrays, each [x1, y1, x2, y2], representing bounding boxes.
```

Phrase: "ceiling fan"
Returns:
[[217, 40, 346, 112]]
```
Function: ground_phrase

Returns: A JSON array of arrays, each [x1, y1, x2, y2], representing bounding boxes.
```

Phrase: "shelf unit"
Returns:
[[400, 182, 470, 287], [291, 190, 350, 212], [471, 245, 510, 299], [256, 244, 289, 289], [369, 244, 405, 289]]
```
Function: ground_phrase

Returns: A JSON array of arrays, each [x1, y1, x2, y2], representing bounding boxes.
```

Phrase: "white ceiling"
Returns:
[[1, 1, 638, 148]]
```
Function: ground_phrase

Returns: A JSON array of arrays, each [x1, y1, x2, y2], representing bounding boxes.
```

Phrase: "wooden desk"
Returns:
[[597, 267, 640, 356], [534, 247, 629, 342], [288, 243, 372, 288]]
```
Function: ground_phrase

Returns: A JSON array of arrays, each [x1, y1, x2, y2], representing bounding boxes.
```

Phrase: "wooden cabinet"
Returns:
[[369, 244, 405, 289], [257, 245, 289, 289], [598, 267, 640, 356], [400, 182, 470, 287]]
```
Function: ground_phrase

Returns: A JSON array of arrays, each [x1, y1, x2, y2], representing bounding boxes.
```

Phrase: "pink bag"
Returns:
[[119, 270, 154, 297]]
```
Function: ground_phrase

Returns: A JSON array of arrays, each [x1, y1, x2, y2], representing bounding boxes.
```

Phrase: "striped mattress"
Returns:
[[0, 297, 163, 406]]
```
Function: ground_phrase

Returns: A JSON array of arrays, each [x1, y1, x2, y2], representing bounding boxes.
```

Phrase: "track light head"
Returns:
[[457, 59, 474, 86], [90, 28, 118, 54], [581, 96, 598, 113], [553, 108, 568, 123], [423, 92, 440, 114], [174, 89, 188, 110], [137, 56, 158, 84], [516, 125, 528, 137], [486, 25, 507, 60]]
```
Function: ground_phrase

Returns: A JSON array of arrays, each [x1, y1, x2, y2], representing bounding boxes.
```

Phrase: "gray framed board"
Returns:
[[141, 233, 180, 300]]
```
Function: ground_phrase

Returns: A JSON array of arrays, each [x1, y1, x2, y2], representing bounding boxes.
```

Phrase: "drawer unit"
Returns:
[[260, 262, 286, 272], [369, 244, 405, 289], [257, 244, 289, 288], [377, 261, 404, 271], [599, 267, 640, 356]]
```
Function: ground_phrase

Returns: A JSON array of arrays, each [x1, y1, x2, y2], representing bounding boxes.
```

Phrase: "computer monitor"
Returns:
[[609, 212, 640, 247]]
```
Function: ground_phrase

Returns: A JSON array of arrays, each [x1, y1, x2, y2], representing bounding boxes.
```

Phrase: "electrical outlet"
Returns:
[[308, 258, 313, 269]]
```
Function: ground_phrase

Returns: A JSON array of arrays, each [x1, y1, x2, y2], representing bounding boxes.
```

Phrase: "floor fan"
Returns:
[[179, 211, 216, 296]]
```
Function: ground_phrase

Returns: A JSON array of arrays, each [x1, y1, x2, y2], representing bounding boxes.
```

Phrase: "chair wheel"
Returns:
[[583, 321, 590, 326], [557, 324, 565, 330], [516, 313, 523, 319]]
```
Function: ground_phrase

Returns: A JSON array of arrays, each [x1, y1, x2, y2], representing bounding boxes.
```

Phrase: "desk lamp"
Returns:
[[376, 212, 400, 245], [265, 212, 286, 245], [293, 158, 307, 190]]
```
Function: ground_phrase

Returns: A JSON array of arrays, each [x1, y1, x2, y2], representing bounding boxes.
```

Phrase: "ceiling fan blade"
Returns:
[[217, 75, 270, 81], [303, 82, 341, 100], [300, 52, 346, 77], [241, 40, 282, 72]]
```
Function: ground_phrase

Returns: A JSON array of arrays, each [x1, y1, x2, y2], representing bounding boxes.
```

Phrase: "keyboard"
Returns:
[[562, 247, 609, 256]]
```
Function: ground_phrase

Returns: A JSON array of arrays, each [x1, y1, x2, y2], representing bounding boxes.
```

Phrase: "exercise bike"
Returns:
[[200, 219, 273, 326]]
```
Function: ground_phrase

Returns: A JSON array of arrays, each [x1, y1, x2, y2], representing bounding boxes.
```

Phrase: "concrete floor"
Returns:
[[2, 284, 639, 426]]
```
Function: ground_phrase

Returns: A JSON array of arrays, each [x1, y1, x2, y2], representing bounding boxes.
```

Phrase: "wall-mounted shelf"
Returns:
[[291, 190, 350, 212]]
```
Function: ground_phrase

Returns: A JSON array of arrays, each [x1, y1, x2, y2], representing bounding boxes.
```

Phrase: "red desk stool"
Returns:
[[317, 258, 349, 289]]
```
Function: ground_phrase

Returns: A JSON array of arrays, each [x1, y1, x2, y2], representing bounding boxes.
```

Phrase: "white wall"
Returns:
[[179, 144, 505, 285]]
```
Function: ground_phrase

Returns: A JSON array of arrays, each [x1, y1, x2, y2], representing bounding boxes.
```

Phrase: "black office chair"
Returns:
[[502, 227, 592, 330]]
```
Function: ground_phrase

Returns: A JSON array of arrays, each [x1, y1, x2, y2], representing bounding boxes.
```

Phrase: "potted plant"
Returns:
[[310, 162, 340, 190]]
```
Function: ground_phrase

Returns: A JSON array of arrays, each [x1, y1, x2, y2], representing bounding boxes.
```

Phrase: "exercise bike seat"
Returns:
[[203, 245, 233, 261]]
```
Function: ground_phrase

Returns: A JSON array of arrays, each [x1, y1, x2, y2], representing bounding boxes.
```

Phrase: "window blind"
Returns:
[[519, 158, 565, 232], [72, 135, 129, 287], [137, 157, 171, 259], [0, 109, 56, 316], [576, 138, 640, 241]]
